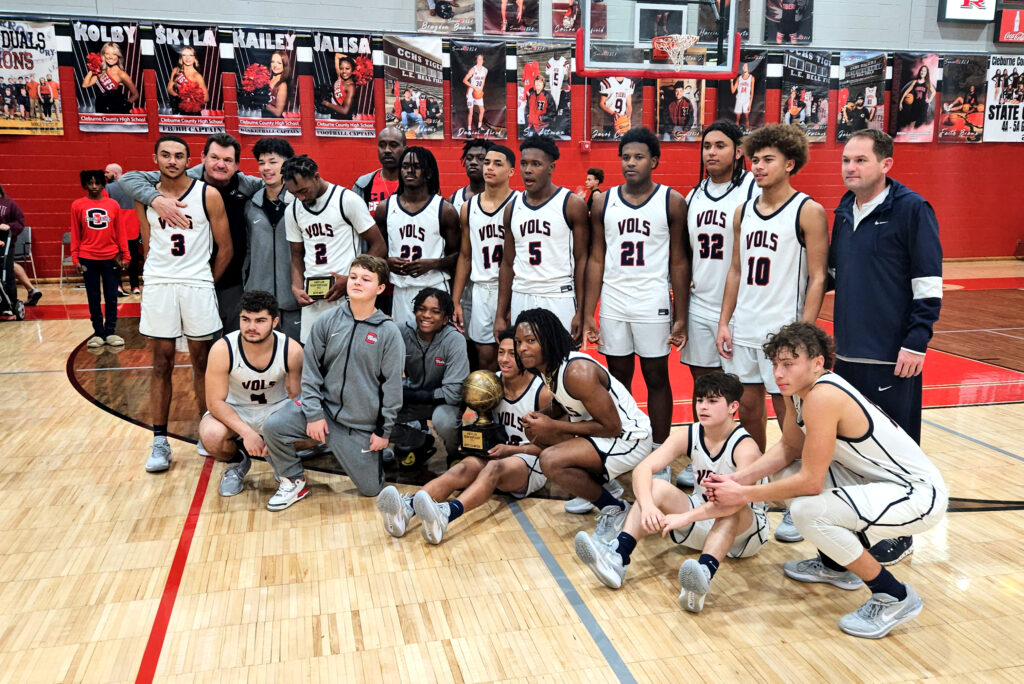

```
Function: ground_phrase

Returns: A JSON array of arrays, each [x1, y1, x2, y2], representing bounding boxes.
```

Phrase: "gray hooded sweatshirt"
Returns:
[[400, 321, 470, 406]]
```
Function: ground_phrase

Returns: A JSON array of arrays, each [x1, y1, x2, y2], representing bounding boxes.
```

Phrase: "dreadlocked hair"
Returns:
[[698, 119, 747, 189], [398, 146, 441, 197], [412, 287, 454, 322], [513, 308, 576, 375], [281, 154, 319, 182], [461, 138, 493, 161]]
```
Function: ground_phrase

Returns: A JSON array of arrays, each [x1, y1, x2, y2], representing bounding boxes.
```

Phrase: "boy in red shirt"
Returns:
[[71, 170, 130, 347]]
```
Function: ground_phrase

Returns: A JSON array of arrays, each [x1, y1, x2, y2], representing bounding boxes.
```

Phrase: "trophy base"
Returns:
[[458, 422, 507, 458]]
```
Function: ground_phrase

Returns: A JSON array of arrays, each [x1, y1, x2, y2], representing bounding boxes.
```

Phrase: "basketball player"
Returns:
[[731, 62, 754, 129], [502, 0, 524, 31], [574, 372, 768, 613], [377, 327, 552, 542], [449, 138, 492, 352], [495, 137, 589, 341], [462, 53, 488, 134], [199, 290, 303, 496], [283, 155, 385, 342], [545, 53, 569, 110], [516, 308, 653, 545], [452, 144, 517, 371], [136, 135, 233, 473], [776, 0, 801, 43], [703, 323, 947, 639], [599, 76, 635, 139], [374, 147, 460, 326]]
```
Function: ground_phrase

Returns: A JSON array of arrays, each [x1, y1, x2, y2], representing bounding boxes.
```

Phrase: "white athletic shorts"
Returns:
[[598, 318, 671, 358], [505, 453, 547, 499], [469, 281, 498, 344], [723, 342, 780, 393], [301, 298, 343, 344], [511, 291, 576, 333], [670, 493, 769, 558], [587, 434, 653, 482], [140, 282, 221, 339], [207, 398, 292, 437], [679, 313, 722, 368], [735, 93, 751, 114], [467, 91, 484, 108]]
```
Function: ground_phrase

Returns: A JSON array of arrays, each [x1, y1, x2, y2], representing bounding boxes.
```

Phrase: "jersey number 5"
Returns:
[[528, 241, 542, 265]]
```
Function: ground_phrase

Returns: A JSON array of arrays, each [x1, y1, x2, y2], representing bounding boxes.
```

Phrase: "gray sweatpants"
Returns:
[[396, 402, 462, 457], [262, 401, 384, 496]]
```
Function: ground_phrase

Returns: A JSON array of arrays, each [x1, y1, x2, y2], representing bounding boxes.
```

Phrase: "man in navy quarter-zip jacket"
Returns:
[[830, 129, 942, 565]]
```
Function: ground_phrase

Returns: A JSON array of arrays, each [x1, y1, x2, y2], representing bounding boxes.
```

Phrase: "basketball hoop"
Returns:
[[652, 34, 700, 70]]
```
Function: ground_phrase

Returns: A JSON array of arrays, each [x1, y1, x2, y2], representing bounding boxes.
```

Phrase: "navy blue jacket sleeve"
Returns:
[[902, 199, 942, 353]]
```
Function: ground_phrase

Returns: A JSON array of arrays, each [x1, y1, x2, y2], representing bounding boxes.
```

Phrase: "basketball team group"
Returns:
[[72, 118, 945, 640]]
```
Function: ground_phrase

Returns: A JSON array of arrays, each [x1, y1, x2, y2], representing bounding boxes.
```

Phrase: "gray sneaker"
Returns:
[[675, 463, 694, 488], [593, 501, 631, 543], [574, 531, 625, 589], [376, 485, 414, 538], [653, 465, 671, 482], [783, 557, 863, 591], [218, 454, 251, 497], [774, 509, 804, 543], [838, 585, 923, 639], [145, 438, 172, 473], [565, 479, 624, 515], [677, 559, 712, 613], [413, 490, 450, 545]]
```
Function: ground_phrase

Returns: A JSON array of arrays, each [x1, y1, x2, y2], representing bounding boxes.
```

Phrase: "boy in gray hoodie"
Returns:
[[262, 254, 404, 509]]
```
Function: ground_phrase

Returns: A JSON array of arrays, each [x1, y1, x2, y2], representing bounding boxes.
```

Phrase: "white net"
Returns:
[[652, 34, 700, 70]]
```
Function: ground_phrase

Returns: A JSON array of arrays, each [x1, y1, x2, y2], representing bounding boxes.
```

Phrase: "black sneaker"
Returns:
[[869, 536, 913, 566]]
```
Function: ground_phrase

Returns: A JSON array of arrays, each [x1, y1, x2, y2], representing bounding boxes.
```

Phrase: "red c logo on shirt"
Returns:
[[365, 332, 377, 344], [434, 357, 445, 367]]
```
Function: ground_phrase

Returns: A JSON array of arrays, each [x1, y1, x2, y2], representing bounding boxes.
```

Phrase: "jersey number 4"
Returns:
[[620, 241, 646, 266], [250, 393, 267, 405], [696, 233, 724, 260]]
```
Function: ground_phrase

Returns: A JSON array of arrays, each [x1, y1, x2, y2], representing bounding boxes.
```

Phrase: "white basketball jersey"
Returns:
[[737, 74, 753, 100], [469, 190, 516, 284], [551, 352, 651, 440], [688, 422, 766, 516], [546, 57, 568, 107], [285, 184, 364, 279], [794, 373, 947, 493], [144, 179, 213, 286], [864, 86, 877, 108], [732, 192, 810, 347], [386, 194, 450, 290], [450, 186, 471, 214], [685, 171, 759, 322], [469, 66, 487, 91], [600, 77, 634, 116], [493, 372, 544, 446], [224, 330, 290, 408], [600, 184, 672, 322], [509, 188, 575, 296]]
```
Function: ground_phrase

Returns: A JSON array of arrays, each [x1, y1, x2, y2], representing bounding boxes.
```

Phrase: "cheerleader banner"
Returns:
[[516, 41, 572, 140], [938, 55, 986, 144], [889, 52, 937, 143], [0, 19, 63, 136], [312, 32, 375, 137], [780, 50, 830, 142], [232, 28, 300, 136], [450, 40, 506, 139], [836, 51, 885, 143], [984, 54, 1024, 143], [154, 24, 224, 134], [72, 21, 146, 132]]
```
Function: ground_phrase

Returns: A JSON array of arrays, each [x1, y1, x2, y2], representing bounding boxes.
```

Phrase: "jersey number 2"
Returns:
[[400, 245, 423, 261], [314, 243, 327, 265]]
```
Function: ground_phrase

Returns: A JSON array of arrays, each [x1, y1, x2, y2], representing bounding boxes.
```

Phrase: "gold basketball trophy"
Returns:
[[459, 370, 508, 457]]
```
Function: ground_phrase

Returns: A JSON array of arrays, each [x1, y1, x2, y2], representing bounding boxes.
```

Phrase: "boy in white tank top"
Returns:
[[137, 135, 234, 475], [703, 323, 947, 639], [373, 146, 461, 327], [199, 291, 303, 497]]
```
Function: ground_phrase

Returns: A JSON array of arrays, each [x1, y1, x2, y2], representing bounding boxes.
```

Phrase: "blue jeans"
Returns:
[[402, 111, 425, 135], [80, 257, 120, 337]]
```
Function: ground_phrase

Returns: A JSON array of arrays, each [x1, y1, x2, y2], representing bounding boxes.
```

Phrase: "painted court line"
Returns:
[[507, 500, 636, 684], [923, 419, 1024, 464]]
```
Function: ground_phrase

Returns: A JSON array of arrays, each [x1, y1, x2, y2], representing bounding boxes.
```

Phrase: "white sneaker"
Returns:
[[565, 479, 624, 514], [574, 531, 625, 589], [218, 454, 251, 497], [774, 509, 803, 543], [593, 501, 631, 543], [145, 438, 172, 473], [413, 490, 450, 545], [266, 476, 309, 511], [675, 463, 694, 488], [677, 559, 712, 613], [376, 485, 413, 538], [838, 585, 923, 639], [87, 336, 104, 348], [783, 557, 863, 591]]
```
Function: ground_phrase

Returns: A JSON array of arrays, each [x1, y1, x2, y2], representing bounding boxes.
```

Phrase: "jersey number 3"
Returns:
[[170, 234, 186, 257]]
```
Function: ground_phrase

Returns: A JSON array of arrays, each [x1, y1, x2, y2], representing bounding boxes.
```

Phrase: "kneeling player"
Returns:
[[199, 290, 303, 496], [574, 371, 768, 613], [376, 328, 552, 542]]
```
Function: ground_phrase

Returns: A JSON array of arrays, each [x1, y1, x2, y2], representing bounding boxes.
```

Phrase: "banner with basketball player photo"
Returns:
[[449, 40, 507, 140], [415, 0, 475, 34], [984, 54, 1024, 142], [153, 24, 224, 135], [383, 36, 444, 141], [312, 32, 375, 138], [938, 55, 987, 144], [71, 20, 146, 132], [516, 41, 572, 140], [553, 0, 606, 38], [765, 0, 813, 45], [699, 0, 751, 40], [656, 49, 707, 142], [483, 0, 539, 35], [232, 28, 300, 136], [590, 76, 642, 142], [717, 49, 766, 135], [780, 50, 830, 142], [0, 19, 62, 136], [836, 51, 885, 143], [889, 52, 938, 143]]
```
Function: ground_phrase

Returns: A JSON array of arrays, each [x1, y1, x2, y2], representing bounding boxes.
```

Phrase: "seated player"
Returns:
[[702, 323, 948, 639], [376, 327, 552, 542], [574, 372, 768, 614], [199, 290, 303, 496]]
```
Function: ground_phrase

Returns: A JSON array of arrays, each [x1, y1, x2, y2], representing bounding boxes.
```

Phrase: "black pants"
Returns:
[[80, 257, 120, 337], [0, 231, 15, 310], [216, 283, 243, 335], [125, 238, 142, 290], [833, 359, 923, 444]]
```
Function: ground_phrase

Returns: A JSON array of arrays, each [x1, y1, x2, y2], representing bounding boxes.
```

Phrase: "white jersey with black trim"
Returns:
[[685, 172, 759, 322], [736, 74, 753, 100], [600, 184, 672, 322], [600, 77, 634, 116], [546, 56, 568, 107], [468, 65, 487, 92], [551, 352, 651, 440], [493, 372, 544, 446], [470, 191, 516, 284], [509, 187, 575, 297], [688, 422, 766, 516], [732, 191, 810, 347], [386, 194, 450, 290], [285, 183, 374, 279], [224, 330, 290, 408], [794, 372, 947, 495], [144, 179, 213, 286], [450, 186, 471, 214]]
